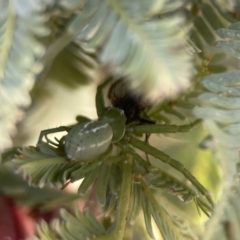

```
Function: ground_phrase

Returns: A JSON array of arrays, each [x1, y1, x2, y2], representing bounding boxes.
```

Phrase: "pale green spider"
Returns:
[[37, 79, 213, 208]]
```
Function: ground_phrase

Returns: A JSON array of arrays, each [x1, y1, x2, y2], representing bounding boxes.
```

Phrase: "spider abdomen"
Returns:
[[65, 121, 113, 161]]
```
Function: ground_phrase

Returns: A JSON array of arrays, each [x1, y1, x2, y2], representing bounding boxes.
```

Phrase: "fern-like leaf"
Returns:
[[0, 1, 49, 152], [14, 145, 74, 188], [61, 0, 194, 101], [149, 168, 212, 217], [13, 142, 112, 189], [215, 22, 240, 58], [34, 208, 106, 240], [0, 166, 79, 210], [193, 69, 240, 239], [140, 179, 197, 240]]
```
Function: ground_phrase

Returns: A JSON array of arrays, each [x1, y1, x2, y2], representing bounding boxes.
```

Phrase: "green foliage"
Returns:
[[215, 22, 240, 58], [2, 0, 240, 240], [11, 72, 213, 239], [193, 12, 240, 239], [0, 1, 49, 151], [194, 70, 240, 239], [0, 165, 79, 210], [12, 104, 211, 239], [34, 208, 106, 240], [14, 142, 112, 188]]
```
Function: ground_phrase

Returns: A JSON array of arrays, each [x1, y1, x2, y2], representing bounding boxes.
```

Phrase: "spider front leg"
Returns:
[[129, 120, 201, 165], [126, 135, 214, 206], [37, 126, 70, 147], [129, 119, 201, 134], [96, 77, 112, 117]]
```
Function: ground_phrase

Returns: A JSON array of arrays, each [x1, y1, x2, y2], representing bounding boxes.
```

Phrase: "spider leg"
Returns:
[[130, 119, 201, 135], [127, 135, 214, 206], [121, 144, 150, 172], [96, 77, 112, 118], [37, 126, 69, 146], [44, 134, 59, 147], [58, 136, 66, 149], [145, 134, 151, 164]]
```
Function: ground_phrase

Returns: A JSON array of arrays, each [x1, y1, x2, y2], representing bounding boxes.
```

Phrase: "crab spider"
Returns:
[[37, 79, 213, 206]]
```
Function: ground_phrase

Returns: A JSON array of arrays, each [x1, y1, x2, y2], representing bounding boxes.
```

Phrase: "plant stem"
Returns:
[[93, 155, 133, 240]]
